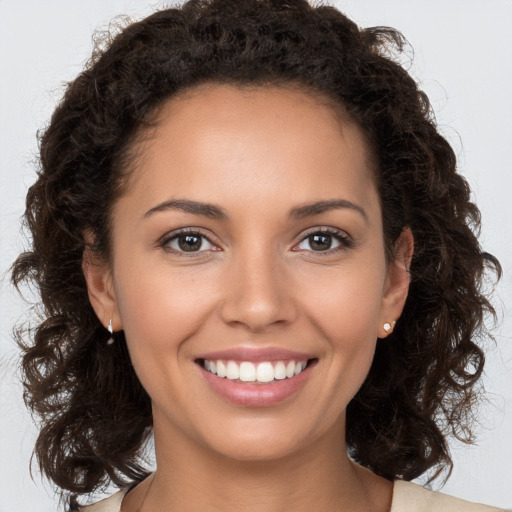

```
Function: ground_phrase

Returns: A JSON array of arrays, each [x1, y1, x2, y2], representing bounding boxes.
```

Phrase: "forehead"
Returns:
[[119, 83, 380, 220]]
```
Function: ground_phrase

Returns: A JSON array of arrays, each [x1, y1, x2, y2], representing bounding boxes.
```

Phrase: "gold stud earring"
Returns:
[[106, 318, 114, 345]]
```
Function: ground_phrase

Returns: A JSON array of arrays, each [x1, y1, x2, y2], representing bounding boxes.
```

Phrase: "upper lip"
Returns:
[[198, 347, 314, 363]]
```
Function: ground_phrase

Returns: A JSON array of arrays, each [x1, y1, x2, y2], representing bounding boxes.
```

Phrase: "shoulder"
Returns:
[[391, 480, 508, 512], [73, 488, 129, 512]]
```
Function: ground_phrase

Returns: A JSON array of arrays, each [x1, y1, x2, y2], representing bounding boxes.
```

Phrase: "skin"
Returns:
[[84, 84, 413, 511]]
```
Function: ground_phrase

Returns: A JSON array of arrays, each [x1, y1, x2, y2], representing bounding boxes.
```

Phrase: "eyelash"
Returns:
[[293, 228, 353, 254], [159, 228, 219, 257], [159, 227, 352, 256]]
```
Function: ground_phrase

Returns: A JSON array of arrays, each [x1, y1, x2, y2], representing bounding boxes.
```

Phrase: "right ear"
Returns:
[[82, 237, 121, 332]]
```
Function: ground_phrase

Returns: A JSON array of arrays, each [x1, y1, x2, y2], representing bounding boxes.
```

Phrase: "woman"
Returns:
[[11, 0, 506, 510]]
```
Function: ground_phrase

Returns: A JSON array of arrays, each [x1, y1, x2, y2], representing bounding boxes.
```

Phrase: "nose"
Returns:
[[219, 249, 297, 333]]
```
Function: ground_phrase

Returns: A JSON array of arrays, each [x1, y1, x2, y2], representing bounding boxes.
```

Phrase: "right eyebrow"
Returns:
[[143, 199, 228, 220]]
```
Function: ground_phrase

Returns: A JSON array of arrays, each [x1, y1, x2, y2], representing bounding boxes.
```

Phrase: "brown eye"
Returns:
[[308, 233, 333, 251], [295, 230, 349, 253], [165, 232, 216, 253], [178, 234, 203, 252]]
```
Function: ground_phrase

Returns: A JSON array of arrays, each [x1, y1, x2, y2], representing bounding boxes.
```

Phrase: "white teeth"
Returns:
[[256, 362, 274, 383], [217, 360, 227, 378], [239, 362, 256, 381], [203, 358, 310, 383], [226, 361, 239, 380], [274, 361, 287, 380], [294, 360, 307, 375]]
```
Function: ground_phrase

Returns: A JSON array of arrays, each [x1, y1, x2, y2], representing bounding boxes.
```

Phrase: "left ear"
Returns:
[[378, 227, 414, 338]]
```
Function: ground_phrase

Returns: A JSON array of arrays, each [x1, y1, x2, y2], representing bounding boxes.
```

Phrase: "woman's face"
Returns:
[[87, 84, 410, 462]]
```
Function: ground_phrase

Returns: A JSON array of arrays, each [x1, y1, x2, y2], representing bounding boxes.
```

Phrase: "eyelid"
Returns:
[[292, 226, 353, 252], [157, 226, 352, 255], [158, 227, 221, 254]]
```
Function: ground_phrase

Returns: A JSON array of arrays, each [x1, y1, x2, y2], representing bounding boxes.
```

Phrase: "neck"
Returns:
[[125, 417, 392, 512]]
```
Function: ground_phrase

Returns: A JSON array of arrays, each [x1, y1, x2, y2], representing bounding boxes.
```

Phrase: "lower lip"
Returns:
[[199, 362, 313, 407]]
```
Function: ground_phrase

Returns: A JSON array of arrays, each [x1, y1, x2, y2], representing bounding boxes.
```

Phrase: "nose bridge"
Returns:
[[220, 240, 295, 331]]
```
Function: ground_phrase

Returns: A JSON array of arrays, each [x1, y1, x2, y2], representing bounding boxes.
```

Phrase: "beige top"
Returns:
[[80, 480, 508, 511], [389, 481, 506, 511]]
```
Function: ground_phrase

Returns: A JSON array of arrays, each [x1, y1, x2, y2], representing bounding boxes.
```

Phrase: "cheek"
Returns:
[[315, 285, 381, 375], [113, 263, 220, 368], [112, 267, 222, 426], [300, 258, 386, 341], [298, 259, 386, 398]]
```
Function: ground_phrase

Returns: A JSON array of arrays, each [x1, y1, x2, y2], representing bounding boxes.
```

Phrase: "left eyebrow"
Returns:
[[289, 199, 368, 223]]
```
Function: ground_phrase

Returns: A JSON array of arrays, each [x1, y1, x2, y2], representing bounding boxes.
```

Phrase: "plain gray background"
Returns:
[[1, 1, 511, 510]]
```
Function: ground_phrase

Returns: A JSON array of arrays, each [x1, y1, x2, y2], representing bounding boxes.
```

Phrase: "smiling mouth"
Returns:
[[197, 358, 317, 384]]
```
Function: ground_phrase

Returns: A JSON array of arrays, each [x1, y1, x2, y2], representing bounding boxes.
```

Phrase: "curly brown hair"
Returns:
[[12, 0, 501, 505]]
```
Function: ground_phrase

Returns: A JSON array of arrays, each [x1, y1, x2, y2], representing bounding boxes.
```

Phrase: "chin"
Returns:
[[196, 417, 327, 464], [211, 438, 303, 463]]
